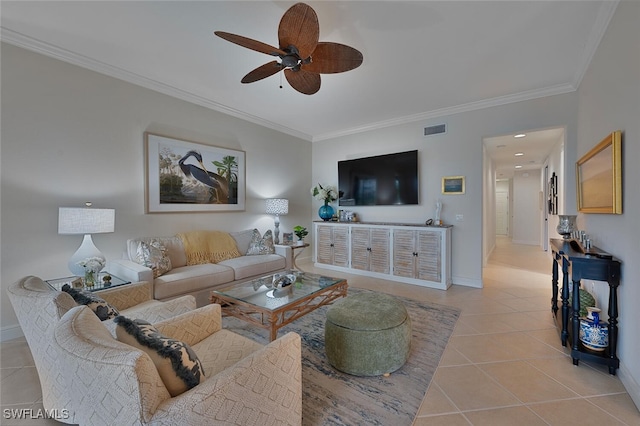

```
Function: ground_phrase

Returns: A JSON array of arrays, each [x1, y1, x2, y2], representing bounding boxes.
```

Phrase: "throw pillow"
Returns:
[[246, 229, 275, 255], [133, 239, 172, 278], [114, 316, 204, 397], [61, 284, 120, 321]]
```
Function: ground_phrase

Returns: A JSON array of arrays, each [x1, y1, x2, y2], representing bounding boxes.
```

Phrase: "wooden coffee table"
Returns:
[[210, 271, 348, 341]]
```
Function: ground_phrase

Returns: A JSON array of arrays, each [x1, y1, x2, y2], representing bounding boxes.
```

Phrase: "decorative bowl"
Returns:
[[579, 318, 608, 351]]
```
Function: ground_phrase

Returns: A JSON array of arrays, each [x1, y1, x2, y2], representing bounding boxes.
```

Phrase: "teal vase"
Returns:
[[318, 202, 334, 221]]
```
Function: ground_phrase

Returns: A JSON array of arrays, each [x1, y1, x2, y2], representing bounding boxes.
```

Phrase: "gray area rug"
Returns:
[[223, 288, 461, 426]]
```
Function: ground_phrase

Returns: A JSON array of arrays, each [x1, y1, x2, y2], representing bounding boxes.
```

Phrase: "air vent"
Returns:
[[424, 124, 446, 136]]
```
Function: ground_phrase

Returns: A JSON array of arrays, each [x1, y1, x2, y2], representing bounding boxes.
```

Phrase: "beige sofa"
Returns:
[[108, 229, 293, 306], [54, 303, 302, 425]]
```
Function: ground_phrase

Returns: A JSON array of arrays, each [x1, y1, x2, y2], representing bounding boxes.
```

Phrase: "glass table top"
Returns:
[[46, 272, 131, 292], [213, 271, 344, 311]]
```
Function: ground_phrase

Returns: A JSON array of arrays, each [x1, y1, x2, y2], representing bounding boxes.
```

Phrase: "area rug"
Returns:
[[222, 288, 461, 425]]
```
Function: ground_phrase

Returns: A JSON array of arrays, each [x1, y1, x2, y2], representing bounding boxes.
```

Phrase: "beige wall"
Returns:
[[575, 0, 640, 407], [0, 43, 312, 337]]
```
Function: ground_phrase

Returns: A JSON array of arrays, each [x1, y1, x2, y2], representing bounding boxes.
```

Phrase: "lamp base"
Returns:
[[68, 234, 105, 277]]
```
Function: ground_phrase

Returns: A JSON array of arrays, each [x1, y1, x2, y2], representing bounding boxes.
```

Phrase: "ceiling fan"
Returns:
[[214, 2, 363, 95]]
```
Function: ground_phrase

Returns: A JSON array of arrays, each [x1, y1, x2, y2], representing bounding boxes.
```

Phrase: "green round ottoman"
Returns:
[[325, 292, 411, 376]]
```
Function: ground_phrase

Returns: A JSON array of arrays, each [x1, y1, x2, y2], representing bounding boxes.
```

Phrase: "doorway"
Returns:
[[496, 187, 509, 235]]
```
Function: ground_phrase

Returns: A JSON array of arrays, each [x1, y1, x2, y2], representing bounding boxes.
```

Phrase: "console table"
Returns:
[[550, 238, 621, 374]]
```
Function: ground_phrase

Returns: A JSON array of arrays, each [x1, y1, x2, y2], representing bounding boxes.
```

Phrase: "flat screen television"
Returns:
[[338, 150, 419, 206]]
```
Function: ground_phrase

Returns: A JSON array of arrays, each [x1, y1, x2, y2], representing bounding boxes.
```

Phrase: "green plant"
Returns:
[[293, 226, 308, 240]]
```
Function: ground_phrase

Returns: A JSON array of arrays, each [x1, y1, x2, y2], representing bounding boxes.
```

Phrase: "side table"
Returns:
[[46, 271, 131, 292], [283, 243, 310, 270]]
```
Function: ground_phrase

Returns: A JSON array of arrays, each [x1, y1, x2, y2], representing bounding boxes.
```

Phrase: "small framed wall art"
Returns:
[[442, 176, 465, 195], [145, 132, 246, 213]]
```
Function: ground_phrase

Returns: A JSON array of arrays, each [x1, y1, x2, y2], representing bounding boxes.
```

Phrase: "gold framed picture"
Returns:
[[576, 130, 622, 214], [442, 176, 465, 195]]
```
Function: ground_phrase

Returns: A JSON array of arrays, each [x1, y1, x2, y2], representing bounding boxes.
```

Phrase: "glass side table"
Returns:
[[46, 271, 131, 292]]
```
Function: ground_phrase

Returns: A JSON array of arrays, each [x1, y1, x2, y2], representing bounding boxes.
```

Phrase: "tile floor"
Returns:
[[1, 236, 638, 425]]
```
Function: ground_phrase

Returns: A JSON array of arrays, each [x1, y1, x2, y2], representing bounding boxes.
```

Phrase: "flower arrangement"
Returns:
[[77, 257, 105, 287], [311, 183, 338, 205]]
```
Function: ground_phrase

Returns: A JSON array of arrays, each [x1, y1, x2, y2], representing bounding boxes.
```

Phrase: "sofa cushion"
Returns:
[[229, 229, 256, 255], [153, 263, 235, 300], [246, 229, 275, 255], [61, 284, 119, 321], [132, 239, 172, 278], [127, 237, 187, 268], [218, 254, 286, 281], [114, 316, 204, 397]]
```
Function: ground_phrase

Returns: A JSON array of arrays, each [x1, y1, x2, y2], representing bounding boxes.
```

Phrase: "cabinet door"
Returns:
[[416, 231, 441, 281], [370, 228, 390, 274], [332, 226, 350, 267], [393, 229, 416, 278], [316, 225, 334, 265], [351, 227, 371, 271]]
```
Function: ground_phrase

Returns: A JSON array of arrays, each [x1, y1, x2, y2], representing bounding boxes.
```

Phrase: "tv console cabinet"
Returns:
[[314, 221, 452, 290]]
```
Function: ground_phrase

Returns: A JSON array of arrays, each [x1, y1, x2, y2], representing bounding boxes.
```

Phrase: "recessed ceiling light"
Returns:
[[515, 165, 523, 169], [515, 152, 524, 156], [514, 134, 526, 138]]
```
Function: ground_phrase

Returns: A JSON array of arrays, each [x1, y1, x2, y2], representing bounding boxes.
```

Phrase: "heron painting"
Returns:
[[145, 133, 245, 213]]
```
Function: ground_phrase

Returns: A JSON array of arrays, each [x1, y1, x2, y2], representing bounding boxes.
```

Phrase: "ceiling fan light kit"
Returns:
[[215, 2, 363, 95]]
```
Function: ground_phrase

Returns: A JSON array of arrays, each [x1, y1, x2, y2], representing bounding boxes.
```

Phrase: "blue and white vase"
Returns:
[[318, 202, 334, 221]]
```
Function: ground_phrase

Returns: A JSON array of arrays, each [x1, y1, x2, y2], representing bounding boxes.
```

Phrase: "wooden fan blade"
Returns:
[[278, 3, 319, 60], [215, 31, 286, 56], [284, 69, 320, 95], [304, 42, 364, 74], [241, 61, 282, 83]]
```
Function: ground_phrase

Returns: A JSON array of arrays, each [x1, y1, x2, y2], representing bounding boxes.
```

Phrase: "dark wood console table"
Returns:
[[550, 238, 621, 374]]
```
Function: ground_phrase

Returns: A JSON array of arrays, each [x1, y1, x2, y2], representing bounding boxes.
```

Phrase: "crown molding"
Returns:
[[312, 83, 576, 142], [0, 28, 313, 142], [571, 0, 619, 89]]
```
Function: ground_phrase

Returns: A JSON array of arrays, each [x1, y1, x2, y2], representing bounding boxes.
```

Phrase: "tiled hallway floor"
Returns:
[[1, 236, 638, 425]]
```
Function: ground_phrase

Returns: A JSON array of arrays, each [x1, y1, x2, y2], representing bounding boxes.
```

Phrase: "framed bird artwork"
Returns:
[[145, 132, 245, 213]]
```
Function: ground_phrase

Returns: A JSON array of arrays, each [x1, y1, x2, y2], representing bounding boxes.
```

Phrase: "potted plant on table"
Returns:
[[293, 226, 308, 246]]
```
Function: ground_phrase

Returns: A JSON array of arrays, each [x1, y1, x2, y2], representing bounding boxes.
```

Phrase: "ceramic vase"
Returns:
[[318, 202, 334, 221]]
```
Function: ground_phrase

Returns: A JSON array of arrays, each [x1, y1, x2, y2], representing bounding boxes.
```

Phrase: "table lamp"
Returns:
[[58, 204, 115, 276], [265, 198, 288, 244]]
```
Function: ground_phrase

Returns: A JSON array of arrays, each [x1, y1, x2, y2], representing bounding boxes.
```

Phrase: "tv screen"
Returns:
[[338, 150, 419, 206]]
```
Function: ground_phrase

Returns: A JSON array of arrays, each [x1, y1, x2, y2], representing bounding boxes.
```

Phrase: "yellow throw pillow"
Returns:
[[114, 316, 204, 397]]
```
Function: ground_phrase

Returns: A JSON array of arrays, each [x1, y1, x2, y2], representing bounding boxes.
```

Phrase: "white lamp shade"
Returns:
[[265, 199, 289, 215], [58, 208, 115, 234]]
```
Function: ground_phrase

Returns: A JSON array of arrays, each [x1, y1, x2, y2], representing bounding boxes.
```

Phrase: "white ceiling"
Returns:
[[1, 1, 617, 173]]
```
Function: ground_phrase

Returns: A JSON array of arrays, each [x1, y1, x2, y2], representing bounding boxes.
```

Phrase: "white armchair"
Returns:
[[54, 304, 302, 425], [6, 276, 196, 424]]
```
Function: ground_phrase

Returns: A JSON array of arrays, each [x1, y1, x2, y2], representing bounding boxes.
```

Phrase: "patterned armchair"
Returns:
[[6, 276, 197, 424], [53, 303, 302, 425]]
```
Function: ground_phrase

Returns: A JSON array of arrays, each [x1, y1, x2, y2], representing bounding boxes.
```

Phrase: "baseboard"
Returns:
[[618, 361, 640, 412], [452, 276, 483, 288], [1, 324, 24, 342]]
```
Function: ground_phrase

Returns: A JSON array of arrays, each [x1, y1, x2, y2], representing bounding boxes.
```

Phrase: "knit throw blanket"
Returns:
[[177, 231, 241, 265]]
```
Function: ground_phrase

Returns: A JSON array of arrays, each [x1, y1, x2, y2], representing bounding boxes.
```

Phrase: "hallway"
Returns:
[[413, 236, 639, 425]]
